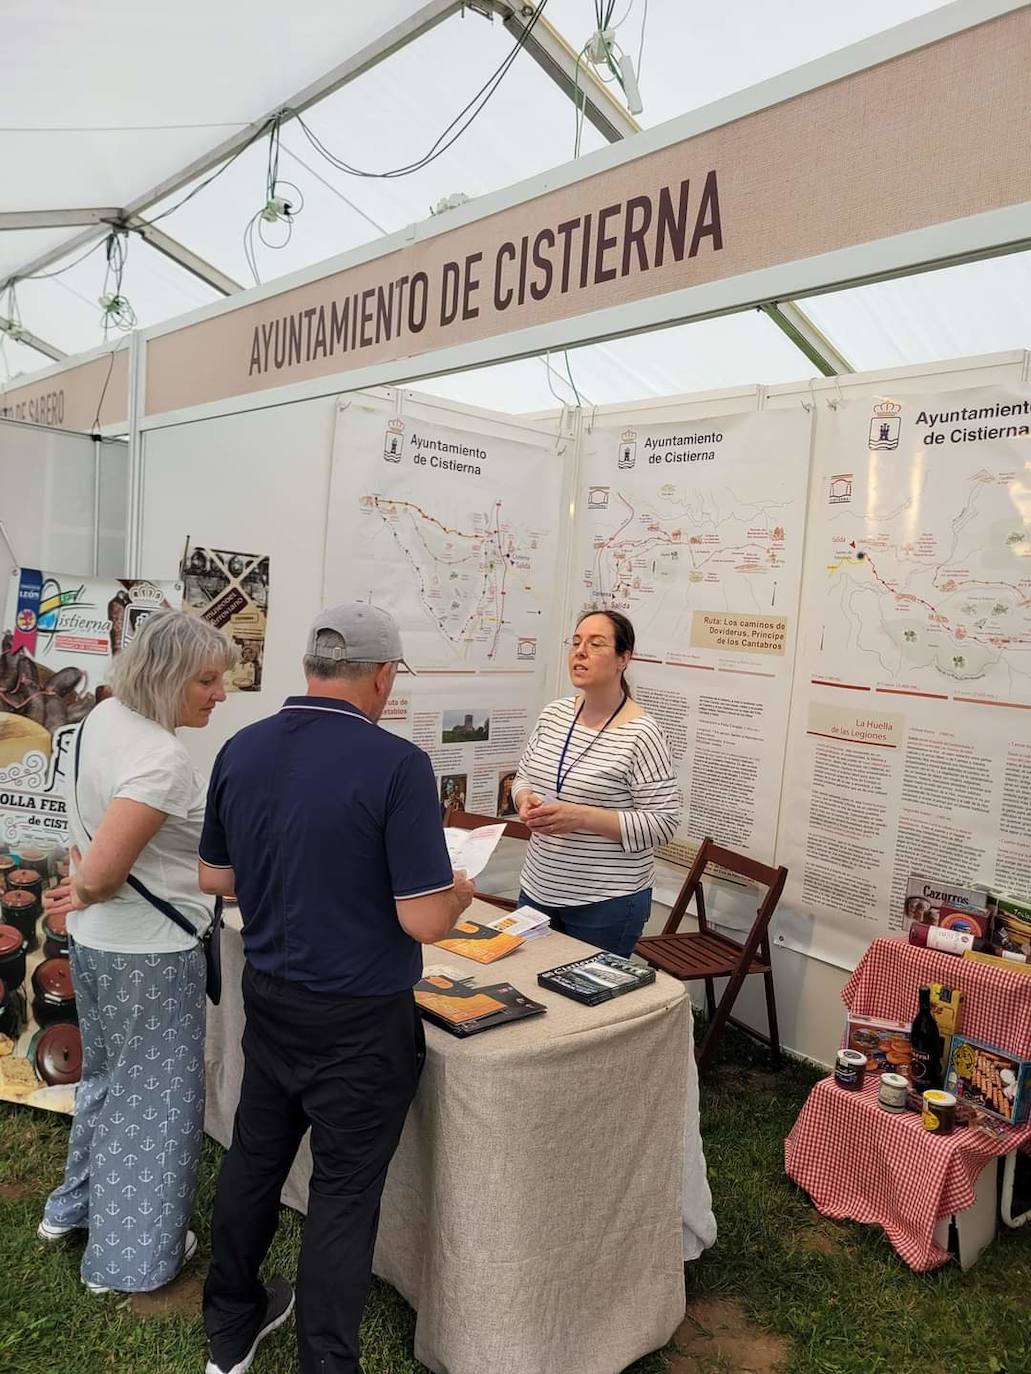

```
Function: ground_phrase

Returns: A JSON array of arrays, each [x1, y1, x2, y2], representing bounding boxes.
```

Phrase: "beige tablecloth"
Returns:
[[205, 900, 714, 1374]]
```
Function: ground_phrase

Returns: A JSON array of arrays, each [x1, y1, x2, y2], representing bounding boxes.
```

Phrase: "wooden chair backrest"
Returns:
[[661, 837, 787, 942], [444, 806, 532, 842]]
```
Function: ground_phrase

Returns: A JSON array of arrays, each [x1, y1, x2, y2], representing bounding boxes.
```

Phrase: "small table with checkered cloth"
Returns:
[[784, 937, 1031, 1270]]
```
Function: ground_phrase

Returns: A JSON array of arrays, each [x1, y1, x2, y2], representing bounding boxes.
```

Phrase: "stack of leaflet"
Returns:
[[485, 904, 552, 941]]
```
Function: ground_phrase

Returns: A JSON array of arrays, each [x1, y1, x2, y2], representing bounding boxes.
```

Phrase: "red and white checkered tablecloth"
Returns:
[[785, 1076, 1031, 1270], [842, 936, 1031, 1059]]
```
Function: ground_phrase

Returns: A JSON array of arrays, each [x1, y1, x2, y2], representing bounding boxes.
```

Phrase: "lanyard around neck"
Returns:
[[555, 692, 627, 796]]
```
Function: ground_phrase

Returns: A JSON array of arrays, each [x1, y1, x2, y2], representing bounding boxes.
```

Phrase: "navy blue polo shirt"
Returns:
[[199, 695, 454, 995]]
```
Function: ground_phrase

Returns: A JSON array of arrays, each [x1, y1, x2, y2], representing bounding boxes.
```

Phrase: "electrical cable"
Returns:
[[89, 346, 117, 438], [242, 115, 308, 285], [290, 0, 549, 180], [128, 117, 277, 232], [636, 0, 648, 82], [562, 349, 584, 408], [98, 231, 136, 336]]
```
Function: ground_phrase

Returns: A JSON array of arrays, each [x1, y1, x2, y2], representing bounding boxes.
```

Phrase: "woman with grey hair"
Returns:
[[37, 609, 235, 1295]]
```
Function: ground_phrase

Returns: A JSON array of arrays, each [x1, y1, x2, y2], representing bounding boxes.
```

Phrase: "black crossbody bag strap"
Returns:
[[72, 715, 223, 1001]]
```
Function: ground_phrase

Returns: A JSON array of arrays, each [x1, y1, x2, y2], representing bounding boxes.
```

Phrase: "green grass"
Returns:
[[1, 1022, 1029, 1374]]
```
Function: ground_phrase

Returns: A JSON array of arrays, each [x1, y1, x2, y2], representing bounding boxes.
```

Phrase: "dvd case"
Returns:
[[537, 952, 656, 1006]]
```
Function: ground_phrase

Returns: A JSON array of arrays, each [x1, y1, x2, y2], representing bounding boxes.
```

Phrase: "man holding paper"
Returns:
[[198, 603, 474, 1374]]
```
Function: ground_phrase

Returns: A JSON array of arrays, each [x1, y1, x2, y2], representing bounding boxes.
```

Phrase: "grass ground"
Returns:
[[1, 1023, 1029, 1374]]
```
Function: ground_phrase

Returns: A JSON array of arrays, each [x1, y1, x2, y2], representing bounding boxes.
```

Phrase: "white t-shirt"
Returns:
[[66, 698, 213, 954]]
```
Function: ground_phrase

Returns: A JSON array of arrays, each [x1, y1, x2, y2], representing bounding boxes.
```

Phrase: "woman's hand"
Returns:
[[43, 846, 90, 917], [516, 790, 544, 822], [523, 800, 585, 835]]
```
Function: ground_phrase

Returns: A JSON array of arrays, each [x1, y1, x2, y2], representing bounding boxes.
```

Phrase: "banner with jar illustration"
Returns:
[[0, 568, 180, 1112]]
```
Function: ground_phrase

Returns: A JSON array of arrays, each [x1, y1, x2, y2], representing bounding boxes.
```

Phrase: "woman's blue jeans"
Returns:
[[517, 887, 652, 957]]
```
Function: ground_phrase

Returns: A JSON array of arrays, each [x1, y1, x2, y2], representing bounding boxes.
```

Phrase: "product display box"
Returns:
[[845, 1016, 912, 1075], [993, 896, 1031, 961], [944, 1033, 1031, 1125], [929, 984, 964, 1066], [903, 875, 990, 937]]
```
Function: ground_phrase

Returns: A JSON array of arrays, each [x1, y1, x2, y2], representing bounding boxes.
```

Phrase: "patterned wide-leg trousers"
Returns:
[[43, 939, 206, 1292]]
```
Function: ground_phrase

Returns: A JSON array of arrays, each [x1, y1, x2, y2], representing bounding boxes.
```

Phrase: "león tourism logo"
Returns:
[[868, 400, 902, 452]]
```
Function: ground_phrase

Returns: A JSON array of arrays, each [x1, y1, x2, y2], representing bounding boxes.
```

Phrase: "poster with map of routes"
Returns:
[[777, 386, 1031, 966], [572, 407, 812, 908], [326, 396, 564, 826]]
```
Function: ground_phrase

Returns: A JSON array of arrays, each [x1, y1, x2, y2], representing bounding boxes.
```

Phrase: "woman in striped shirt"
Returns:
[[513, 609, 681, 956]]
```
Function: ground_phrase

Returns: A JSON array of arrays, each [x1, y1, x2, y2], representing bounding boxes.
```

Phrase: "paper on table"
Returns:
[[443, 823, 506, 879], [486, 905, 552, 940]]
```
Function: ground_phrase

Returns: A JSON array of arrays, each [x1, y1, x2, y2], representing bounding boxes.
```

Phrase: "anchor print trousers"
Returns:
[[43, 939, 206, 1292]]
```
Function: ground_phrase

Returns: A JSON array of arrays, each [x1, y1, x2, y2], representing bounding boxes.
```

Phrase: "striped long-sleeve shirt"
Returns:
[[513, 696, 682, 907]]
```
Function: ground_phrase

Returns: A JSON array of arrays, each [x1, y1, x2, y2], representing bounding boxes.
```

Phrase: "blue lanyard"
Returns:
[[555, 692, 627, 796]]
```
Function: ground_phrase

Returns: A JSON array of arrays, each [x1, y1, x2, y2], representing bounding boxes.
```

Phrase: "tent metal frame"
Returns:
[[0, 0, 855, 376]]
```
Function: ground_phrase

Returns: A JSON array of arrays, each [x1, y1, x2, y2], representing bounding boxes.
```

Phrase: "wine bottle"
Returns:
[[909, 985, 943, 1092], [908, 923, 987, 956]]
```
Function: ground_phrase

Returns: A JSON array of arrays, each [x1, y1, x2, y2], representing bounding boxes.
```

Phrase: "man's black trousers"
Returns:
[[203, 963, 424, 1374]]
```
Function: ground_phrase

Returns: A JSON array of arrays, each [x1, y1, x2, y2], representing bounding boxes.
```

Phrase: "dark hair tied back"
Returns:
[[575, 607, 635, 698]]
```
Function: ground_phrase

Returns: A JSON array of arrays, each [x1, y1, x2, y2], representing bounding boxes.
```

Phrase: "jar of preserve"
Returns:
[[1, 887, 40, 950], [31, 957, 78, 1027], [30, 1023, 82, 1086], [42, 909, 70, 960], [16, 848, 51, 885], [0, 922, 29, 991], [0, 855, 16, 889], [7, 868, 43, 903], [0, 975, 18, 1039]]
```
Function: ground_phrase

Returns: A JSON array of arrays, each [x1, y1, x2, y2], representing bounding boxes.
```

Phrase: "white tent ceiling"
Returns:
[[2, 0, 1027, 411]]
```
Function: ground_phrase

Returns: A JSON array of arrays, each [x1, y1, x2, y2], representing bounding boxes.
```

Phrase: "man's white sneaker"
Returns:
[[84, 1228, 198, 1296], [205, 1276, 295, 1374], [37, 1218, 83, 1243]]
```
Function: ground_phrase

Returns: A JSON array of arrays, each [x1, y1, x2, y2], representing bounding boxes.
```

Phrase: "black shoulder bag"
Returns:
[[72, 718, 223, 1004]]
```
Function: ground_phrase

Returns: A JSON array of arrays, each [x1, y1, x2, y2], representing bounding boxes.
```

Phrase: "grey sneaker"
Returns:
[[84, 1228, 198, 1295], [205, 1277, 295, 1374], [37, 1218, 84, 1243]]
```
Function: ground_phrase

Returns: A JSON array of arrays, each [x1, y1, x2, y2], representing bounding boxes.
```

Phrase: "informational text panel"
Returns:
[[778, 387, 1031, 966]]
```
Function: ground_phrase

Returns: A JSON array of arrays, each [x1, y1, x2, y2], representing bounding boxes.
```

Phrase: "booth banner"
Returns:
[[0, 570, 180, 1111], [572, 408, 812, 913], [777, 386, 1031, 969], [183, 546, 270, 692], [325, 398, 564, 816]]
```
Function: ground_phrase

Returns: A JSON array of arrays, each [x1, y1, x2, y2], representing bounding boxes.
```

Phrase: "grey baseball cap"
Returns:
[[305, 602, 415, 672]]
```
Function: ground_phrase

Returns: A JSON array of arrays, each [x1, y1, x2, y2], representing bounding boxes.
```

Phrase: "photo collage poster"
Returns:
[[0, 570, 180, 1111]]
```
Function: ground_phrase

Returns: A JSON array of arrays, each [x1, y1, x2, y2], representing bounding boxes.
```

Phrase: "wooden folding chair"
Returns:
[[443, 806, 531, 912], [634, 837, 787, 1075]]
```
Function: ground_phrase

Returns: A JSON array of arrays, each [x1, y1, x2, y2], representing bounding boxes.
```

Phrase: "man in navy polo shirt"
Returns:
[[198, 602, 474, 1374]]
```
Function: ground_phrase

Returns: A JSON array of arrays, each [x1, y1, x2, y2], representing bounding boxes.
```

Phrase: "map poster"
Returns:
[[777, 386, 1031, 968], [572, 408, 812, 914], [0, 569, 180, 1112], [183, 546, 269, 692], [326, 398, 563, 676]]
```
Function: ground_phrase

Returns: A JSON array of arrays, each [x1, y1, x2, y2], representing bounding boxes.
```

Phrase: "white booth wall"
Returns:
[[135, 346, 1030, 1068], [0, 417, 128, 577]]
